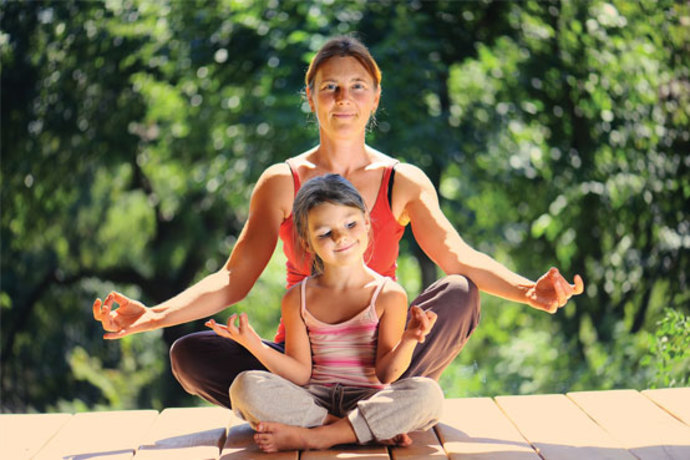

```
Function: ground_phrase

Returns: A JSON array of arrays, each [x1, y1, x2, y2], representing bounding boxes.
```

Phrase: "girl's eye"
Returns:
[[346, 221, 357, 229], [318, 231, 331, 239], [323, 84, 337, 91]]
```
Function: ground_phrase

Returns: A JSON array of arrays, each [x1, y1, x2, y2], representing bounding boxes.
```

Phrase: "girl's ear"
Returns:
[[301, 237, 314, 255]]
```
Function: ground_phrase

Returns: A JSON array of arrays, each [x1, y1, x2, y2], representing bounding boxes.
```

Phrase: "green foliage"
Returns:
[[645, 308, 690, 388], [2, 0, 688, 412]]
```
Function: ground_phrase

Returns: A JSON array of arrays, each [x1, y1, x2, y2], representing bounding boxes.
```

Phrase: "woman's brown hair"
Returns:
[[305, 36, 382, 90]]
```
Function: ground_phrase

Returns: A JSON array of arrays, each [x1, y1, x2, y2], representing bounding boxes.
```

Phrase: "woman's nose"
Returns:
[[335, 88, 349, 103]]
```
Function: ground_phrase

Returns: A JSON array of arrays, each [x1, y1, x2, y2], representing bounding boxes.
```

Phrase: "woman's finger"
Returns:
[[573, 274, 584, 294], [93, 298, 103, 321], [553, 277, 567, 307]]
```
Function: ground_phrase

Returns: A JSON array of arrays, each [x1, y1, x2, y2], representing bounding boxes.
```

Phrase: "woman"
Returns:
[[93, 36, 583, 409]]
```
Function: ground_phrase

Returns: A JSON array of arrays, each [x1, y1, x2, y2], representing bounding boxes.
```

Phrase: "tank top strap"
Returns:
[[299, 277, 308, 317], [285, 160, 301, 197], [376, 161, 399, 210], [369, 276, 388, 307]]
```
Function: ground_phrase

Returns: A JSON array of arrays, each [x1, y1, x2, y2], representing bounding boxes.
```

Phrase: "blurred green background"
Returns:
[[2, 0, 688, 413]]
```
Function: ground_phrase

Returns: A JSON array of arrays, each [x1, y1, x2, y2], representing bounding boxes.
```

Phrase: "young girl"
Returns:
[[205, 174, 443, 453]]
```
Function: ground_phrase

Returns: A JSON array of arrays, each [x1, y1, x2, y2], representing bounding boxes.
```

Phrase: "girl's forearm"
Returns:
[[248, 342, 312, 385], [376, 337, 418, 384]]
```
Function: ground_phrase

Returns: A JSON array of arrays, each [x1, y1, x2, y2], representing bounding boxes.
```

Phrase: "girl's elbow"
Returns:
[[376, 369, 397, 384]]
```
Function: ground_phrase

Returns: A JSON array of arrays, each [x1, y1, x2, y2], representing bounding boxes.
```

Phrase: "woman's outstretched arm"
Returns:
[[394, 163, 584, 313], [93, 163, 294, 338]]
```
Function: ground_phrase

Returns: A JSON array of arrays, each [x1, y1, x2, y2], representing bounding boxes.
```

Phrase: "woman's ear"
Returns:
[[305, 86, 315, 113]]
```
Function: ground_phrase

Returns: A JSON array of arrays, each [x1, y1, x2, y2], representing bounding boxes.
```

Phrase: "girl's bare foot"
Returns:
[[254, 422, 312, 453], [380, 433, 413, 447], [253, 418, 358, 452]]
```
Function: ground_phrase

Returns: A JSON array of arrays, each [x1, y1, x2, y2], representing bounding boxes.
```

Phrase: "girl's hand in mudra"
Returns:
[[523, 267, 584, 313], [404, 305, 437, 343], [205, 313, 263, 351]]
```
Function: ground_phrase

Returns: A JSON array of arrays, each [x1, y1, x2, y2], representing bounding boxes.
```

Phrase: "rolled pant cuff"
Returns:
[[347, 409, 374, 444]]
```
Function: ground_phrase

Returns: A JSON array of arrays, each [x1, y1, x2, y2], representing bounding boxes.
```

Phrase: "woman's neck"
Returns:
[[313, 133, 371, 176]]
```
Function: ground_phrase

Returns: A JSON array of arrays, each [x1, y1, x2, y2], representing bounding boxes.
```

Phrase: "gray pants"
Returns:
[[230, 370, 444, 444]]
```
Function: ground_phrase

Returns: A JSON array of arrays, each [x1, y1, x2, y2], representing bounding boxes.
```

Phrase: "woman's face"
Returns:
[[307, 56, 380, 140]]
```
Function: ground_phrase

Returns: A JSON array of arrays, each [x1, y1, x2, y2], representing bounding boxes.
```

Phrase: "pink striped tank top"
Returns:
[[300, 276, 388, 389]]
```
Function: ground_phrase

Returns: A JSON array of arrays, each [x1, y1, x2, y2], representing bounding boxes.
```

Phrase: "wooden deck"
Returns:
[[2, 388, 688, 459]]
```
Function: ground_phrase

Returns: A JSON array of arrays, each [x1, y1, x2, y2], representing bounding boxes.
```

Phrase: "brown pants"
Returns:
[[170, 275, 480, 409]]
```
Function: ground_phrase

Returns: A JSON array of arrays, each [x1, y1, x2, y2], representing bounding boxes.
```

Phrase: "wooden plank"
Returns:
[[0, 413, 72, 460], [301, 444, 389, 459], [390, 428, 446, 459], [495, 394, 636, 460], [220, 415, 298, 460], [568, 389, 690, 460], [643, 388, 690, 425], [32, 409, 158, 460], [135, 406, 231, 459], [435, 397, 540, 460]]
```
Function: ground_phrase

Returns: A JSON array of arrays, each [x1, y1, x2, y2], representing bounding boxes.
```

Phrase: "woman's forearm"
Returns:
[[457, 250, 534, 304], [151, 269, 245, 328]]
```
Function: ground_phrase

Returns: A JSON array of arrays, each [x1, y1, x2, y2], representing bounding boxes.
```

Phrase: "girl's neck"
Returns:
[[316, 260, 376, 291]]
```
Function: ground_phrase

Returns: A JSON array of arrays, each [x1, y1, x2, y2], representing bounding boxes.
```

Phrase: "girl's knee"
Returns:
[[229, 370, 266, 406], [402, 377, 444, 425]]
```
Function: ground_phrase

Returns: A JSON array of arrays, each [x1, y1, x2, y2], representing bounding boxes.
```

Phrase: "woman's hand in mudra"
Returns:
[[93, 292, 156, 339], [523, 267, 584, 313]]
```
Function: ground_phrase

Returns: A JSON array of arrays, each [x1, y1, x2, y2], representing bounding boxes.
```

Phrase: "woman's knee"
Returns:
[[432, 274, 480, 318], [169, 334, 197, 378]]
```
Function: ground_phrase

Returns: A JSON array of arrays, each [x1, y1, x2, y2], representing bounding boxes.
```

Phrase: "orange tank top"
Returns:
[[274, 160, 405, 342]]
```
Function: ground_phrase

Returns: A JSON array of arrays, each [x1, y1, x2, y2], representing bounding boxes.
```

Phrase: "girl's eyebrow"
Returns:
[[310, 211, 360, 232]]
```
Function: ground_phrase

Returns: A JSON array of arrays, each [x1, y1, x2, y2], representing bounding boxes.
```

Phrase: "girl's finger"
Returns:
[[239, 312, 249, 331]]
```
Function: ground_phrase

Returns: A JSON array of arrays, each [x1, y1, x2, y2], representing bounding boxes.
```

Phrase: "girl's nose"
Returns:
[[332, 229, 346, 243]]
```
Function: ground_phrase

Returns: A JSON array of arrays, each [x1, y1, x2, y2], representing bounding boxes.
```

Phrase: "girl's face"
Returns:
[[306, 56, 380, 140], [306, 202, 370, 268]]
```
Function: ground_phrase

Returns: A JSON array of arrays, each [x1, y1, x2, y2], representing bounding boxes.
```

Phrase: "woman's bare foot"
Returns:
[[379, 433, 413, 447]]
